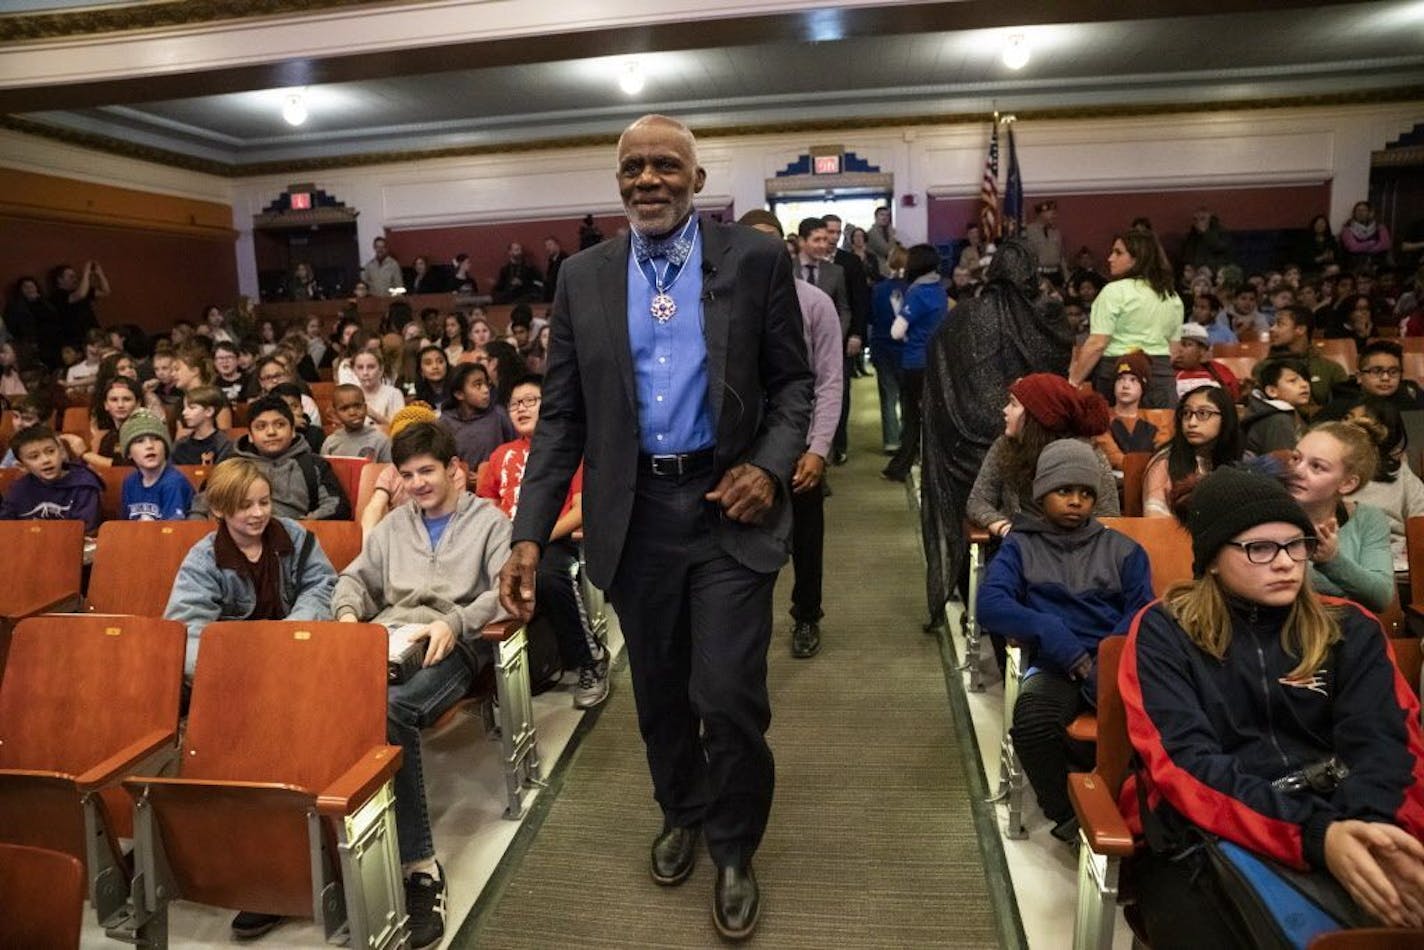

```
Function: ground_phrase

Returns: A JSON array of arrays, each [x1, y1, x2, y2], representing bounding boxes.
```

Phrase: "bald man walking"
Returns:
[[500, 115, 812, 939]]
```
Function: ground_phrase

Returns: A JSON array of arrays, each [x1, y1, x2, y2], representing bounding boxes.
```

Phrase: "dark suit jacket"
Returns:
[[512, 217, 814, 589], [833, 247, 871, 342]]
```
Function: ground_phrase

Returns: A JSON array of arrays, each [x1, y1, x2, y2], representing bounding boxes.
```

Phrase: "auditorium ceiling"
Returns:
[[1, 0, 1422, 174]]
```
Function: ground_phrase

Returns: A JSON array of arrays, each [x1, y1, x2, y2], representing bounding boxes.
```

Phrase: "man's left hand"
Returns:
[[416, 620, 457, 667], [791, 453, 825, 493], [845, 334, 863, 358], [706, 463, 777, 524]]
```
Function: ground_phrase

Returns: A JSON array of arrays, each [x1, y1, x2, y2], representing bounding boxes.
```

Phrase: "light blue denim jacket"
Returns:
[[164, 517, 337, 675]]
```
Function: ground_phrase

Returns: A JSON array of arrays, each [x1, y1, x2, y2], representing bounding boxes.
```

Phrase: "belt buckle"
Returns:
[[650, 454, 682, 476]]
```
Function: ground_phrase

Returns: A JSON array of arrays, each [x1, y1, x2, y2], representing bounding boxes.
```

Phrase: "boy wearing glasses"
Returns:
[[979, 440, 1154, 845], [477, 374, 609, 708], [1319, 340, 1424, 419]]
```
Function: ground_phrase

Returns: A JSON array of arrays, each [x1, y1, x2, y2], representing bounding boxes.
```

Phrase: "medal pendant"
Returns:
[[650, 292, 678, 323]]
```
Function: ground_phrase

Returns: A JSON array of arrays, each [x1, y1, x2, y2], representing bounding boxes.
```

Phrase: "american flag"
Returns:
[[978, 120, 1000, 240]]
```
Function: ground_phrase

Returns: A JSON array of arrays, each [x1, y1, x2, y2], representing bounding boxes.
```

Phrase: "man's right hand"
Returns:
[[499, 541, 541, 621]]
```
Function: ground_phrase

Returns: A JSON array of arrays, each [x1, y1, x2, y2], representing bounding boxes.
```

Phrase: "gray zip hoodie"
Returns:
[[331, 491, 511, 677]]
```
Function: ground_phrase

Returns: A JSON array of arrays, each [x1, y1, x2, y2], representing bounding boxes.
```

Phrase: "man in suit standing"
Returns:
[[542, 236, 566, 303], [796, 217, 851, 338], [500, 114, 812, 941], [822, 214, 871, 461]]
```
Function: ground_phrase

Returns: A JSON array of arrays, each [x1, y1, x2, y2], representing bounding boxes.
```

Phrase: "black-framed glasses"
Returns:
[[1182, 407, 1222, 423], [1360, 366, 1402, 379], [509, 396, 541, 410], [1223, 536, 1318, 564]]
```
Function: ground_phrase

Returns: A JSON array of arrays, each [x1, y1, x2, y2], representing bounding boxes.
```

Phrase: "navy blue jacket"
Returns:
[[978, 513, 1154, 676]]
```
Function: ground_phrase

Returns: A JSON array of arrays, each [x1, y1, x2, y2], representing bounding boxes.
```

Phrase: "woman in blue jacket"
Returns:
[[883, 244, 949, 482], [165, 457, 336, 677]]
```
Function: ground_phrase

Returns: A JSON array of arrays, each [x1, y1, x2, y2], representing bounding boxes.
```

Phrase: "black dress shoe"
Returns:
[[790, 620, 821, 658], [713, 864, 760, 941], [651, 825, 698, 886]]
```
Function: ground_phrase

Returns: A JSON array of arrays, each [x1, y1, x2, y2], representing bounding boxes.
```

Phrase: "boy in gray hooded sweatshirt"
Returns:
[[330, 421, 511, 950]]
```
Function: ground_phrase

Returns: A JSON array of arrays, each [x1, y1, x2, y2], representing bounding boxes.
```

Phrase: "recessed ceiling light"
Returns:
[[282, 90, 308, 126], [618, 61, 645, 96], [1002, 34, 1030, 70]]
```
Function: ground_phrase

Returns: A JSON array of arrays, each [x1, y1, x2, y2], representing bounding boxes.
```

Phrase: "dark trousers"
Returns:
[[884, 367, 925, 479], [832, 356, 853, 456], [788, 481, 825, 622], [1010, 669, 1092, 823], [606, 469, 777, 869], [534, 538, 598, 670]]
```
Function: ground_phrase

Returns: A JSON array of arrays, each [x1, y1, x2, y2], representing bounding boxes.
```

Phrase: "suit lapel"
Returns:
[[596, 233, 637, 416], [699, 218, 734, 428]]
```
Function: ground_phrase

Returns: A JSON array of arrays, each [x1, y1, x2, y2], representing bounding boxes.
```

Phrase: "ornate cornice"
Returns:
[[5, 86, 1424, 179], [0, 0, 408, 43]]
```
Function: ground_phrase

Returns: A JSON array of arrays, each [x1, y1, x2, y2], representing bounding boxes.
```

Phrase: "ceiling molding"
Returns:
[[0, 0, 410, 43], [6, 86, 1424, 179]]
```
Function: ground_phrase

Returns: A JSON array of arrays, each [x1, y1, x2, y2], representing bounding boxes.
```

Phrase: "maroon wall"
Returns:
[[928, 183, 1332, 267], [386, 205, 735, 291], [0, 216, 238, 334]]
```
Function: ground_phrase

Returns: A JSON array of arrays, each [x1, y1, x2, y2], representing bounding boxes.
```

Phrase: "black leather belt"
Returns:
[[641, 448, 715, 477]]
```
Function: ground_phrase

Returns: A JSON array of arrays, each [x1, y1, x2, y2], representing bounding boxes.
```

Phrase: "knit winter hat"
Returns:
[[119, 410, 171, 456], [1009, 373, 1111, 437], [389, 401, 438, 438], [1186, 466, 1315, 577], [1032, 439, 1101, 501], [1112, 350, 1152, 386]]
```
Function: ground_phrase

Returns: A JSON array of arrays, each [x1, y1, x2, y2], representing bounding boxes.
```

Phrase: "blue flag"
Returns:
[[1003, 124, 1023, 234]]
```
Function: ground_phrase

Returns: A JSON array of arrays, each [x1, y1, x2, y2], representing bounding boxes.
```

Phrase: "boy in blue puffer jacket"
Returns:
[[979, 438, 1154, 843]]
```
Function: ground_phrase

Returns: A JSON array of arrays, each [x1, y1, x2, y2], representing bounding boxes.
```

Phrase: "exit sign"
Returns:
[[813, 155, 841, 175], [289, 192, 312, 210]]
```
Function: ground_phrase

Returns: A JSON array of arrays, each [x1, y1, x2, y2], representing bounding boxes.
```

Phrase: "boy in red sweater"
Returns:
[[477, 375, 608, 707]]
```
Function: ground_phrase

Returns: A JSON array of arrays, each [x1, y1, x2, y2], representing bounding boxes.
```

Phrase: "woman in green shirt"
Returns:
[[1068, 229, 1183, 408]]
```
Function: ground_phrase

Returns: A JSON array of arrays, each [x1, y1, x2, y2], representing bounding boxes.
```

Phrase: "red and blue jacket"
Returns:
[[1120, 595, 1424, 870]]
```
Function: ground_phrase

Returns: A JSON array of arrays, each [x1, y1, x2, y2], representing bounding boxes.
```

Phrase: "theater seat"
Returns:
[[87, 521, 214, 617], [60, 406, 89, 440], [1309, 928, 1424, 948], [0, 843, 86, 950], [0, 615, 185, 929], [112, 621, 407, 948], [323, 455, 367, 517], [1119, 453, 1153, 517], [298, 518, 363, 572], [98, 464, 128, 521], [0, 520, 85, 672], [962, 523, 992, 693]]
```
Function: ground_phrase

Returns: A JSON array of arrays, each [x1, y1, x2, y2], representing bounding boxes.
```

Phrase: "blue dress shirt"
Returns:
[[627, 221, 715, 455]]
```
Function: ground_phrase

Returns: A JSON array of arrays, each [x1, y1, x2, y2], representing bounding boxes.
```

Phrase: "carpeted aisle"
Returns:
[[459, 379, 1003, 948]]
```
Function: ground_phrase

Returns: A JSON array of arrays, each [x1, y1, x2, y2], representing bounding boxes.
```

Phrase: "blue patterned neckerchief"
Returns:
[[631, 214, 697, 265]]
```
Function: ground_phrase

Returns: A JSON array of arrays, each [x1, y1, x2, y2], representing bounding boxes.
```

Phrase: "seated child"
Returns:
[[190, 395, 348, 521], [1241, 357, 1311, 457], [1094, 350, 1165, 470], [0, 424, 103, 532], [332, 422, 511, 950], [171, 385, 232, 466], [351, 349, 405, 427], [476, 375, 609, 708], [165, 456, 336, 678], [978, 440, 1154, 843], [0, 396, 44, 467], [271, 382, 325, 455], [1171, 322, 1241, 401], [118, 410, 193, 520], [439, 362, 514, 483], [321, 384, 393, 462]]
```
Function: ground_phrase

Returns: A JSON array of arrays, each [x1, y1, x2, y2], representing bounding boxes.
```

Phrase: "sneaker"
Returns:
[[574, 652, 610, 709], [405, 863, 446, 950], [791, 620, 821, 658], [231, 911, 283, 940]]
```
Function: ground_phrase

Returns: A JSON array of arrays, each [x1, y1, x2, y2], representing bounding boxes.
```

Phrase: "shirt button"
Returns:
[[656, 395, 664, 402], [659, 357, 667, 364], [656, 434, 664, 441]]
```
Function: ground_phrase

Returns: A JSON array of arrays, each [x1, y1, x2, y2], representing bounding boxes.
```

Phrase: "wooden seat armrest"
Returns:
[[74, 729, 176, 791], [481, 618, 525, 642], [122, 776, 310, 797], [1409, 603, 1424, 619], [316, 745, 404, 817], [967, 527, 991, 544], [2, 590, 81, 622], [0, 768, 77, 787], [1069, 772, 1136, 857]]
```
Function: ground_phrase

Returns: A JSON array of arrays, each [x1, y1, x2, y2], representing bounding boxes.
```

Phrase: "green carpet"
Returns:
[[460, 380, 1008, 948]]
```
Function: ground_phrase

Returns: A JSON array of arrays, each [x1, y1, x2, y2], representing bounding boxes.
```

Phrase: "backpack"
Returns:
[[294, 452, 351, 520]]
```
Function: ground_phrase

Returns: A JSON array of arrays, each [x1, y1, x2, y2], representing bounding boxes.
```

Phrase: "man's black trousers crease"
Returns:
[[789, 480, 825, 623], [606, 467, 776, 870]]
